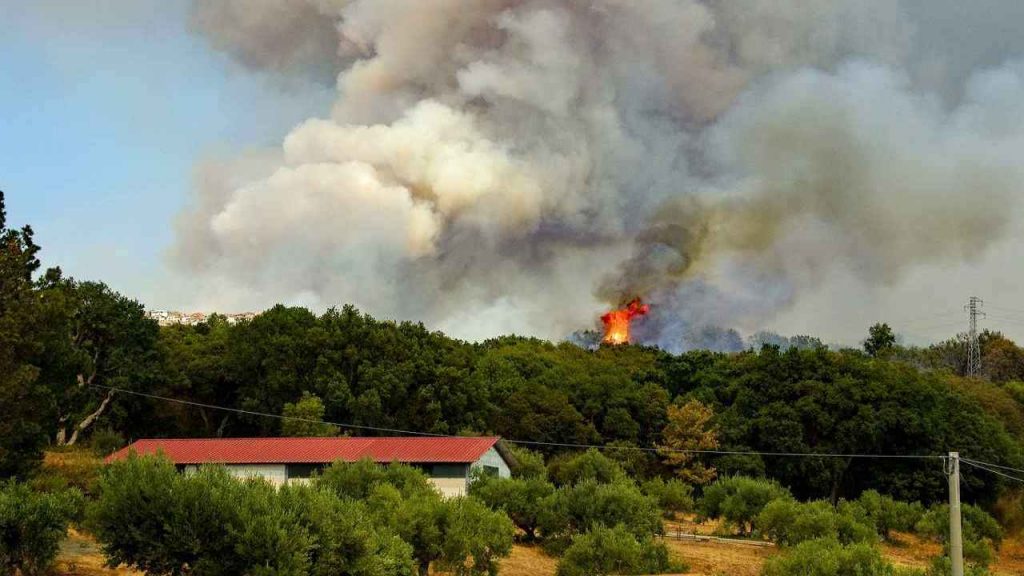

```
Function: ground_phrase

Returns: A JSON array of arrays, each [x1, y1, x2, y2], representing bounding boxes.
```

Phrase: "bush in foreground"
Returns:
[[761, 538, 896, 576], [757, 499, 875, 546], [0, 481, 83, 576], [538, 479, 662, 552], [89, 455, 417, 575], [556, 524, 680, 576]]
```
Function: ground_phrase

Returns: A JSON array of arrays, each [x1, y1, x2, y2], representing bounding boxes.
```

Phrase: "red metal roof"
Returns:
[[106, 436, 501, 465]]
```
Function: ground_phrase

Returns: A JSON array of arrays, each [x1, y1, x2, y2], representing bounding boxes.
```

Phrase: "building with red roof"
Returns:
[[108, 436, 512, 497]]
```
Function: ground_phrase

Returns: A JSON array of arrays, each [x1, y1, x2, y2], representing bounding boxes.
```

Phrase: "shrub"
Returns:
[[277, 485, 415, 576], [548, 449, 627, 486], [0, 482, 83, 576], [470, 474, 555, 540], [699, 476, 792, 535], [842, 490, 925, 541], [316, 458, 436, 500], [641, 477, 694, 517], [506, 445, 547, 480], [915, 504, 1002, 567], [89, 427, 125, 457], [761, 538, 896, 576], [89, 455, 419, 575], [556, 524, 680, 576], [757, 499, 875, 546], [538, 480, 662, 552]]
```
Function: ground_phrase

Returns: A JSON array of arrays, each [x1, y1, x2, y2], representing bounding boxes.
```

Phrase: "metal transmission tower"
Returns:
[[965, 297, 985, 377]]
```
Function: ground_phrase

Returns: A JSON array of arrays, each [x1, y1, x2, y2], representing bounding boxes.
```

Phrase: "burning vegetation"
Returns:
[[600, 298, 650, 345]]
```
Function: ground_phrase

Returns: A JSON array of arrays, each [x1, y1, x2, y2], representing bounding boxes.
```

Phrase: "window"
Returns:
[[482, 465, 499, 477], [286, 463, 326, 480], [430, 464, 467, 478]]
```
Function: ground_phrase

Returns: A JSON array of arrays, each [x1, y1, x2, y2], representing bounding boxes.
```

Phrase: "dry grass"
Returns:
[[494, 544, 559, 576], [52, 522, 1024, 576], [54, 529, 141, 576]]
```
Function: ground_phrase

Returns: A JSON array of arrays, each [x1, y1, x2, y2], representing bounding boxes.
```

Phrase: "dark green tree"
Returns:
[[0, 191, 51, 478], [864, 323, 896, 357]]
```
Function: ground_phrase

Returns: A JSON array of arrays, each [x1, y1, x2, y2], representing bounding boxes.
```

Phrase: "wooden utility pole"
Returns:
[[948, 451, 964, 576]]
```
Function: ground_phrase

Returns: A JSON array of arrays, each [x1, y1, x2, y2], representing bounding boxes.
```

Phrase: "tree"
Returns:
[[38, 280, 161, 446], [435, 497, 514, 576], [756, 499, 875, 545], [469, 474, 555, 541], [281, 392, 339, 436], [0, 191, 52, 478], [556, 524, 676, 576], [640, 477, 694, 517], [538, 480, 662, 550], [0, 482, 83, 575], [657, 399, 719, 485], [864, 323, 896, 357], [547, 449, 627, 487], [89, 455, 418, 576], [761, 538, 896, 576], [698, 476, 792, 536]]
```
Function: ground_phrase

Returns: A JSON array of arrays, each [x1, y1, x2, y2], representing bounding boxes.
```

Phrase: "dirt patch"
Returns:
[[496, 544, 559, 576], [665, 539, 775, 576], [55, 528, 141, 576]]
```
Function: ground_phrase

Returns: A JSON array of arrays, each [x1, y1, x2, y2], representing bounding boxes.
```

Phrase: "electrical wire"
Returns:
[[960, 457, 1024, 477], [88, 383, 944, 461], [960, 459, 1024, 485]]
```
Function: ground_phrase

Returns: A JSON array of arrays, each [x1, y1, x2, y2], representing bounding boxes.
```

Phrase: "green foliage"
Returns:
[[0, 191, 50, 478], [640, 477, 694, 517], [88, 455, 419, 575], [316, 458, 436, 500], [281, 392, 339, 437], [756, 499, 875, 545], [470, 474, 555, 541], [915, 503, 1002, 567], [926, 556, 992, 576], [89, 427, 125, 457], [865, 323, 897, 357], [0, 481, 83, 576], [555, 524, 679, 576], [505, 444, 547, 480], [699, 476, 792, 536], [548, 449, 627, 486], [434, 497, 514, 576], [841, 490, 924, 541], [538, 479, 662, 552], [761, 538, 897, 576]]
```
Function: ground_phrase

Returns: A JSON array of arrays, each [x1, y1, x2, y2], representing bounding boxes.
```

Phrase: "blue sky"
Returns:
[[0, 1, 332, 307]]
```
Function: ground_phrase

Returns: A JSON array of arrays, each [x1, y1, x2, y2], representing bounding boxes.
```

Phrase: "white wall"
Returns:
[[184, 464, 288, 486], [470, 447, 512, 479]]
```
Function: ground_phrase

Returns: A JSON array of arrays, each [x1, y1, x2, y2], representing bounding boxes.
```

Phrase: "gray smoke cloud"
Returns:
[[175, 0, 1024, 348]]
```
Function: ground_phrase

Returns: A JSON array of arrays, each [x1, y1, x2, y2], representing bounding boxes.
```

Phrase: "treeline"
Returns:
[[3, 190, 1024, 510]]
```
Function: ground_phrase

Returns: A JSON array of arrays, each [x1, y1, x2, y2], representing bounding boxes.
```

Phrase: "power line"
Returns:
[[960, 459, 1024, 485], [960, 457, 1024, 477], [87, 383, 447, 438], [88, 384, 944, 461]]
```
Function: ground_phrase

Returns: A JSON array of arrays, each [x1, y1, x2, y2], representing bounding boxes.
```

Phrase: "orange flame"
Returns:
[[601, 298, 650, 345]]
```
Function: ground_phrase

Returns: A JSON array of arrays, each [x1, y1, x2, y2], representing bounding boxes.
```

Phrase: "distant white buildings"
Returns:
[[146, 310, 258, 327]]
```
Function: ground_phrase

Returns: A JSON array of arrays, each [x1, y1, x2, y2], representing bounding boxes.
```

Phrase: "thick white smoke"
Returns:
[[176, 0, 1024, 348]]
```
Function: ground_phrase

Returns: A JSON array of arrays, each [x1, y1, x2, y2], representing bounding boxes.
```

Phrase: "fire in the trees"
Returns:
[[600, 298, 650, 345]]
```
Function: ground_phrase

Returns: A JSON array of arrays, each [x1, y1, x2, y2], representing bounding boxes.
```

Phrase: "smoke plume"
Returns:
[[176, 0, 1024, 349]]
